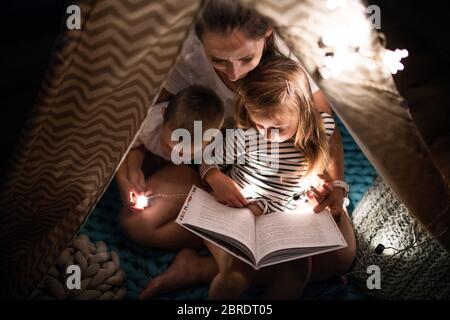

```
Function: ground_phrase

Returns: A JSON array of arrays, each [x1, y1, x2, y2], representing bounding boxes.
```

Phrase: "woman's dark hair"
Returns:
[[195, 0, 279, 59]]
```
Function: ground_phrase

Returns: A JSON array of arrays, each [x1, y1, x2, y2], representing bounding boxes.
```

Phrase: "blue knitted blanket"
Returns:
[[80, 120, 376, 300]]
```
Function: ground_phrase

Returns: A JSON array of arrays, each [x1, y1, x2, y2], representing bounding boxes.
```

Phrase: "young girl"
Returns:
[[199, 55, 355, 299]]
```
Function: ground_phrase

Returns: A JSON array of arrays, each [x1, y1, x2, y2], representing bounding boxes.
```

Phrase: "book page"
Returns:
[[177, 186, 257, 254], [255, 205, 347, 262]]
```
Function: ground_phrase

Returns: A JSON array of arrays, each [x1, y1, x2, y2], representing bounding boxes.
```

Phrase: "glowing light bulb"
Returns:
[[382, 48, 409, 74], [327, 0, 346, 10], [343, 197, 350, 208], [134, 195, 148, 209], [319, 50, 358, 79], [241, 184, 258, 199], [318, 66, 332, 80]]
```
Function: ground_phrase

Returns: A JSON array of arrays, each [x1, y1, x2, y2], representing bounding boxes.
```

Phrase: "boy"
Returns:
[[116, 86, 224, 211]]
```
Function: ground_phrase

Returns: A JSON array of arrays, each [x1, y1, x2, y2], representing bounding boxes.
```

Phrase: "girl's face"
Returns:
[[201, 29, 271, 82], [248, 110, 298, 143]]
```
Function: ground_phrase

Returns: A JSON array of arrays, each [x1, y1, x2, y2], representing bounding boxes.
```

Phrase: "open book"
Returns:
[[176, 185, 347, 270]]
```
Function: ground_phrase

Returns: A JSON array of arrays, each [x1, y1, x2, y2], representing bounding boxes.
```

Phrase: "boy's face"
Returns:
[[160, 125, 207, 161], [160, 126, 174, 156]]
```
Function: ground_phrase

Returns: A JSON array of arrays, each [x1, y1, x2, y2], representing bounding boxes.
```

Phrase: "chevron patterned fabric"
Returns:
[[0, 0, 202, 298]]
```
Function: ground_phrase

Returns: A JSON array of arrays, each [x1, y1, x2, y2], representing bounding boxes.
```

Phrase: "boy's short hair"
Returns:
[[163, 85, 225, 134]]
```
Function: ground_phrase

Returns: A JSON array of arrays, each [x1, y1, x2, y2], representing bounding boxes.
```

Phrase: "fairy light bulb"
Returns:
[[134, 195, 148, 209], [327, 0, 346, 11], [382, 48, 409, 74], [241, 184, 258, 199]]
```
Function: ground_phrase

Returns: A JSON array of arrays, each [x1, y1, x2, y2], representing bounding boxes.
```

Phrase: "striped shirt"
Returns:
[[200, 112, 335, 214]]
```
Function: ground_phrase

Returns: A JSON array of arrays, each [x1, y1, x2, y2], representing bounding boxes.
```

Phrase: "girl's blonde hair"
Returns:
[[236, 56, 330, 176]]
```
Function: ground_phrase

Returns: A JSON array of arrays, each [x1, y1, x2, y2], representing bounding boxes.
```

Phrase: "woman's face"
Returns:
[[201, 29, 271, 82]]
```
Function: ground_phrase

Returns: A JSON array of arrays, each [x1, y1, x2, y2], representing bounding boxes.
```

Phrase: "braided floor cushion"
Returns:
[[33, 234, 127, 300], [79, 121, 376, 299]]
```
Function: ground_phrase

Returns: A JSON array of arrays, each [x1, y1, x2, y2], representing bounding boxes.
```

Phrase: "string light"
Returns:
[[134, 195, 148, 209], [130, 192, 188, 210], [326, 0, 347, 11], [319, 50, 359, 79], [318, 2, 409, 79], [318, 22, 366, 79], [340, 221, 432, 285], [382, 48, 409, 75]]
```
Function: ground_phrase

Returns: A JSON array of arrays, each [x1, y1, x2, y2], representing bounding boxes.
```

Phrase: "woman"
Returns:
[[115, 0, 354, 299]]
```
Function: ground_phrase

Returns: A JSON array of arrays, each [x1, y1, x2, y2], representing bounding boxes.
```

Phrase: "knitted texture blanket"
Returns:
[[351, 177, 450, 299]]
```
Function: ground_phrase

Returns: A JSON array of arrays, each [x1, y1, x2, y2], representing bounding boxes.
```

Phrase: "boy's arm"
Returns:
[[127, 145, 147, 192], [118, 87, 170, 181], [115, 146, 147, 208], [115, 155, 134, 206], [115, 155, 129, 182], [116, 90, 169, 208]]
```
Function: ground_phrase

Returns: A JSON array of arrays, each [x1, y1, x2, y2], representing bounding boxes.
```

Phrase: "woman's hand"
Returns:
[[205, 169, 248, 208], [308, 173, 346, 222]]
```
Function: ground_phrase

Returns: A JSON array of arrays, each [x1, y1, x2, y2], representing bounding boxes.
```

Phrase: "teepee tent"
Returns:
[[0, 0, 448, 299]]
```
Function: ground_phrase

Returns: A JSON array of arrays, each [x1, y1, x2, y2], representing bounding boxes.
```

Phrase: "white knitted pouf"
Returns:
[[31, 234, 127, 300], [350, 177, 450, 299]]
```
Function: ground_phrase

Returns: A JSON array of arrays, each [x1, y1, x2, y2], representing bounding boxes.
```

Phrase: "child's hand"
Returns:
[[308, 173, 345, 222], [117, 177, 141, 209], [206, 169, 248, 208], [117, 173, 151, 212], [246, 202, 263, 216], [128, 168, 146, 194]]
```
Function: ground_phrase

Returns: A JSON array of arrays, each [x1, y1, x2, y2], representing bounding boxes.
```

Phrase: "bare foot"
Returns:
[[139, 248, 216, 299]]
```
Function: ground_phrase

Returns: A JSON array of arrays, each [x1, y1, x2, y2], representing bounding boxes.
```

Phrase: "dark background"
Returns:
[[1, 1, 68, 182], [369, 0, 450, 183], [1, 0, 449, 184]]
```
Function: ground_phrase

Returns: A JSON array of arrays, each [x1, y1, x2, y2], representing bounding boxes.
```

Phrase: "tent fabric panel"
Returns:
[[0, 0, 201, 298]]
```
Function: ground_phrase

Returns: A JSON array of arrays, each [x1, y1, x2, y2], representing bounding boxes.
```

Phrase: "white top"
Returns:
[[164, 29, 319, 120], [133, 101, 171, 160]]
